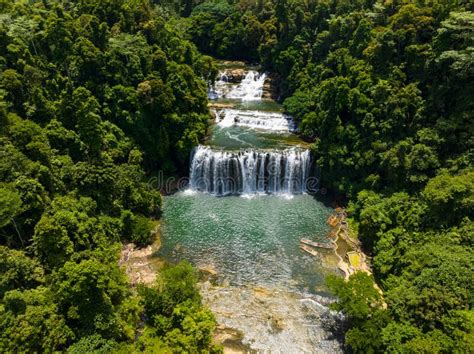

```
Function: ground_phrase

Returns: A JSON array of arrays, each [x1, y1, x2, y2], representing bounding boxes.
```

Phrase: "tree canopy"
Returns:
[[0, 0, 218, 351]]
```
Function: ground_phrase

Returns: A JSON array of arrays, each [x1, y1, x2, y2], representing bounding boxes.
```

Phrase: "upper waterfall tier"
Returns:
[[215, 109, 296, 132], [189, 146, 312, 196], [208, 70, 266, 101]]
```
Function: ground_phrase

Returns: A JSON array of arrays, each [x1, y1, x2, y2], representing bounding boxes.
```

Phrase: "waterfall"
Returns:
[[189, 146, 311, 196], [228, 71, 266, 101], [216, 109, 296, 132], [208, 71, 229, 100], [209, 70, 266, 101]]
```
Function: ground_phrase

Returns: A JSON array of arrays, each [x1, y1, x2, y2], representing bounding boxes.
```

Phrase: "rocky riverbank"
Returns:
[[119, 221, 163, 286], [199, 281, 344, 353], [326, 209, 369, 279], [262, 72, 280, 100]]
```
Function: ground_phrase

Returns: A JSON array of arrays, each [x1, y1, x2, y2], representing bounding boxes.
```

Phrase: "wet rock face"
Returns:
[[223, 68, 246, 83], [220, 69, 279, 92], [262, 73, 280, 100], [199, 282, 344, 353], [198, 264, 219, 285]]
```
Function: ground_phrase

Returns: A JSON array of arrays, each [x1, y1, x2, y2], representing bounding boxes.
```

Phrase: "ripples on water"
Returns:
[[160, 193, 343, 352], [161, 193, 331, 288]]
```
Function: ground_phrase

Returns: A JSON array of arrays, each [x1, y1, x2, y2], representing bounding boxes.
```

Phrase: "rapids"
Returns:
[[215, 108, 296, 132], [209, 70, 266, 101]]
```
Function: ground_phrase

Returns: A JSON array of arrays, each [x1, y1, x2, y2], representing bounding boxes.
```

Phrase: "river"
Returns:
[[159, 64, 344, 353]]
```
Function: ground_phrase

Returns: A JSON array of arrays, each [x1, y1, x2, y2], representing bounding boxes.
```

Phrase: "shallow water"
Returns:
[[207, 124, 309, 150], [161, 193, 332, 290], [160, 192, 343, 353]]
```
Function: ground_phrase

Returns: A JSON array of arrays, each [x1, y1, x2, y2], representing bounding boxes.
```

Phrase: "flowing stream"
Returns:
[[216, 109, 296, 132], [161, 66, 343, 353]]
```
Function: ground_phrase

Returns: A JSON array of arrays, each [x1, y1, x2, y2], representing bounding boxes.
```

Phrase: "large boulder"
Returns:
[[222, 68, 246, 83]]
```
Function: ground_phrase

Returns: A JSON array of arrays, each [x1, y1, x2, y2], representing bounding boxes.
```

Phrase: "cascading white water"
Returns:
[[209, 70, 266, 101], [215, 109, 296, 132], [208, 71, 229, 100], [189, 145, 311, 196], [227, 71, 266, 101]]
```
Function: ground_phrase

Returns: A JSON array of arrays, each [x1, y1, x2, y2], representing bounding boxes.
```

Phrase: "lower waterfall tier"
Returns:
[[189, 146, 312, 195]]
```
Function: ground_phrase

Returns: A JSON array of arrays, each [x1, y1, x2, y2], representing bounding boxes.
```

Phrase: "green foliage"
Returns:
[[0, 246, 44, 298], [121, 210, 154, 245], [32, 195, 113, 269], [0, 184, 21, 229], [52, 258, 134, 340], [72, 87, 104, 159], [66, 334, 119, 354], [160, 301, 219, 352], [422, 169, 474, 225], [0, 287, 74, 352], [140, 261, 201, 319], [327, 272, 384, 321], [0, 0, 472, 352], [0, 0, 215, 351], [188, 1, 265, 61], [386, 242, 473, 328], [137, 261, 221, 353], [327, 272, 388, 353]]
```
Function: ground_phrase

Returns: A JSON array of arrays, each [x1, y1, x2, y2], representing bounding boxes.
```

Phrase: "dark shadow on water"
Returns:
[[309, 184, 349, 209], [310, 190, 335, 209], [320, 311, 350, 353]]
